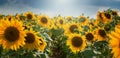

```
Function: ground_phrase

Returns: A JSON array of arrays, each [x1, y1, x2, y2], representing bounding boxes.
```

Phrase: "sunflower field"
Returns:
[[0, 9, 120, 58]]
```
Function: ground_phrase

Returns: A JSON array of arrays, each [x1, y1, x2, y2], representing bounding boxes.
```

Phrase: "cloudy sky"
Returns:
[[0, 0, 120, 18]]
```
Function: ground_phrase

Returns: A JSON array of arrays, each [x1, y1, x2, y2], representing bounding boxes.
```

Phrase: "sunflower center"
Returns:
[[4, 26, 20, 42], [25, 33, 35, 43], [69, 25, 78, 33], [72, 36, 83, 47], [59, 19, 63, 24], [27, 14, 32, 19], [104, 13, 111, 19], [41, 17, 48, 24], [98, 29, 106, 38], [85, 33, 94, 41]]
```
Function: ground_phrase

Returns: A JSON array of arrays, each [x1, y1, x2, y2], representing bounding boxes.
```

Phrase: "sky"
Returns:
[[0, 0, 120, 18]]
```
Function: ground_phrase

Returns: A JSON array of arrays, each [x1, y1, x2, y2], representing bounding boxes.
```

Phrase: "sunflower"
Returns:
[[24, 12, 35, 20], [95, 28, 108, 41], [63, 22, 80, 34], [85, 30, 96, 42], [56, 17, 65, 28], [101, 12, 112, 23], [96, 11, 103, 21], [0, 19, 26, 50], [23, 29, 41, 50], [78, 16, 89, 26], [38, 38, 47, 52], [66, 33, 86, 53], [109, 31, 120, 58], [37, 15, 50, 29]]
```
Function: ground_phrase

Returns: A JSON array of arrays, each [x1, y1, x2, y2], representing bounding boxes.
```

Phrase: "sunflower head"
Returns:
[[85, 33, 94, 41], [63, 22, 80, 34], [0, 19, 26, 50], [69, 24, 78, 33], [56, 17, 65, 28], [102, 12, 112, 23], [24, 12, 35, 20], [23, 29, 41, 50], [66, 34, 86, 53], [95, 28, 108, 41], [37, 15, 50, 28]]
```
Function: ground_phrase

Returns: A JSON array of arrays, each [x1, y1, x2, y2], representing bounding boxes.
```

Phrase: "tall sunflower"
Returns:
[[63, 22, 80, 34], [66, 33, 86, 53], [23, 29, 41, 50], [95, 28, 108, 41], [0, 19, 26, 50], [101, 12, 112, 23], [24, 12, 35, 20], [38, 38, 47, 52], [37, 15, 50, 29]]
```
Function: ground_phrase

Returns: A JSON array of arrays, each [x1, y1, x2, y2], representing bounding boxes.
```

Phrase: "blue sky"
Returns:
[[0, 0, 120, 18]]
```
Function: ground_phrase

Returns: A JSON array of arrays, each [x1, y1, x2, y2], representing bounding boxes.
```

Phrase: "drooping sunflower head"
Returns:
[[102, 12, 112, 23], [78, 16, 88, 25], [66, 34, 86, 53], [24, 12, 35, 20], [0, 19, 26, 50], [95, 28, 108, 41], [64, 22, 79, 34], [37, 15, 50, 28], [38, 38, 47, 52], [23, 29, 41, 50]]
